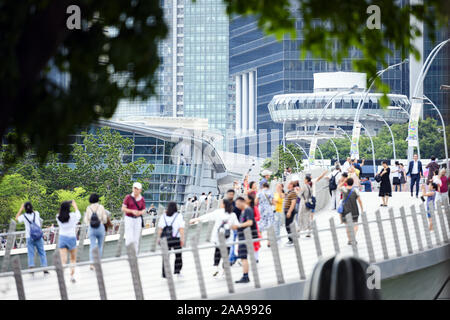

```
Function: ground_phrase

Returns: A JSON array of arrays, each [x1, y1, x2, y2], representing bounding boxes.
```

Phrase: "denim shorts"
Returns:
[[58, 235, 77, 250]]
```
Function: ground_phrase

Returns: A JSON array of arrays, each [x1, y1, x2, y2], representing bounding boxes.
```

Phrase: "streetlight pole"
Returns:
[[328, 138, 340, 164], [329, 127, 352, 143], [367, 113, 396, 161], [316, 144, 325, 167], [414, 95, 448, 175], [294, 143, 309, 160], [283, 144, 300, 173]]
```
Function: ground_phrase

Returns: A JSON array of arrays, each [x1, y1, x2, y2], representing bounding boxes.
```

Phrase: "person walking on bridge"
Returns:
[[406, 153, 423, 198], [56, 200, 81, 283], [338, 177, 364, 245], [121, 182, 146, 254], [84, 193, 108, 270], [15, 202, 49, 276]]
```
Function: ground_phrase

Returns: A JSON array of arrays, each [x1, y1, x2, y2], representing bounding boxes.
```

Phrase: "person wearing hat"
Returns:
[[122, 182, 146, 253], [259, 170, 272, 189]]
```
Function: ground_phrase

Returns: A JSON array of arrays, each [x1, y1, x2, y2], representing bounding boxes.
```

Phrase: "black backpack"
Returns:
[[329, 172, 338, 191], [90, 211, 101, 228], [161, 213, 179, 242]]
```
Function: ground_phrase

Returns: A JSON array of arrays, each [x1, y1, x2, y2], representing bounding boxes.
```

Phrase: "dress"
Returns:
[[257, 189, 274, 232], [378, 167, 392, 197], [298, 184, 313, 232]]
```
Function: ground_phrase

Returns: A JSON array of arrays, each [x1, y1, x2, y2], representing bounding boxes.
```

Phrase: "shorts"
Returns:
[[340, 212, 359, 223], [58, 235, 77, 250], [238, 243, 248, 259]]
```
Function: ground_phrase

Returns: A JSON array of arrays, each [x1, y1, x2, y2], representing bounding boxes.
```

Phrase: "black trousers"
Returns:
[[410, 174, 420, 196], [162, 238, 182, 277], [285, 210, 297, 242], [213, 247, 230, 266]]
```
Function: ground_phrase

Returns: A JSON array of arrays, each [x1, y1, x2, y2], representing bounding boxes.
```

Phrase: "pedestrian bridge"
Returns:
[[0, 192, 449, 300]]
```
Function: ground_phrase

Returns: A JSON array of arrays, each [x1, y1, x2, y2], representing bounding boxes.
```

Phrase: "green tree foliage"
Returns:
[[318, 117, 448, 160], [263, 144, 304, 179], [0, 127, 153, 226], [1, 0, 448, 166]]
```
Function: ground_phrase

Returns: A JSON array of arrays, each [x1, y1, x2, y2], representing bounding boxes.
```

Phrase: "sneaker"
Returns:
[[306, 233, 311, 238], [43, 270, 50, 276], [285, 240, 294, 246], [212, 267, 220, 277], [70, 276, 76, 283], [235, 276, 250, 284]]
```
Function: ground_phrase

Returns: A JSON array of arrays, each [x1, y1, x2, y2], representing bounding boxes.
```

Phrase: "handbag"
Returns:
[[337, 189, 353, 214], [374, 174, 382, 183]]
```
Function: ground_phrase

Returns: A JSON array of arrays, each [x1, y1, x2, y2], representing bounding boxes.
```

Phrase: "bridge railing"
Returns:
[[0, 199, 448, 300]]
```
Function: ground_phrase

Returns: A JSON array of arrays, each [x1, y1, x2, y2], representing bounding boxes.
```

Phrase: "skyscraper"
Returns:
[[113, 0, 233, 149]]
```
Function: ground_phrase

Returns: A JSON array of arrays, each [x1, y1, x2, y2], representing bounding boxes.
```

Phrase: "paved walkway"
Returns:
[[0, 192, 448, 300]]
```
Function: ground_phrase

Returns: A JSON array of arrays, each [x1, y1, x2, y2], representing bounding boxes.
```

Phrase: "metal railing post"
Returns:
[[115, 219, 125, 257], [410, 205, 424, 251], [12, 256, 25, 300], [360, 212, 375, 263], [244, 228, 260, 289], [160, 237, 177, 300], [1, 220, 16, 273], [77, 224, 88, 262], [53, 250, 68, 300], [218, 230, 234, 294], [375, 210, 389, 260], [388, 208, 402, 257], [191, 233, 207, 299], [126, 243, 144, 300], [345, 214, 358, 257], [289, 223, 306, 280], [419, 203, 433, 249], [399, 207, 413, 255], [92, 247, 107, 300], [311, 220, 323, 258], [267, 226, 284, 285], [329, 218, 340, 254], [436, 200, 449, 243], [429, 204, 441, 245]]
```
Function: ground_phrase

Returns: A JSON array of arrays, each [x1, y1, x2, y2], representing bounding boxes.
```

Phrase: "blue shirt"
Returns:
[[361, 180, 372, 192]]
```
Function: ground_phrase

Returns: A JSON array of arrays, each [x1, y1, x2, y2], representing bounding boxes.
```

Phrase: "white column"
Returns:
[[249, 71, 255, 133], [242, 73, 249, 134], [235, 75, 242, 135]]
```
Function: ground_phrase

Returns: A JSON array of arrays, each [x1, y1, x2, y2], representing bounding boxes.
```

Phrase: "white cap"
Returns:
[[133, 182, 143, 190], [290, 174, 300, 182], [261, 169, 272, 176]]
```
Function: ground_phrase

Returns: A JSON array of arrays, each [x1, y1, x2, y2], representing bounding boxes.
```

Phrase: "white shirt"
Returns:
[[18, 211, 43, 239], [433, 175, 442, 186], [197, 208, 240, 245], [342, 161, 351, 173], [56, 210, 81, 238], [392, 166, 400, 178], [158, 213, 185, 238], [412, 161, 419, 174]]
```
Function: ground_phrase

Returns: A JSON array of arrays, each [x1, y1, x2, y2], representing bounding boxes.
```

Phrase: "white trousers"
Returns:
[[124, 215, 142, 253], [330, 189, 341, 210]]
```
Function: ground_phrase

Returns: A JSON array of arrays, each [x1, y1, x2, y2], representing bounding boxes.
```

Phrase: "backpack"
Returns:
[[24, 213, 43, 241], [218, 219, 231, 239], [329, 172, 338, 191], [161, 213, 179, 242], [90, 210, 101, 229]]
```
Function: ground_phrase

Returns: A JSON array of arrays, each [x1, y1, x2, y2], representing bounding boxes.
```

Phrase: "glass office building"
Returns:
[[423, 22, 450, 124], [229, 6, 409, 157], [113, 0, 233, 149]]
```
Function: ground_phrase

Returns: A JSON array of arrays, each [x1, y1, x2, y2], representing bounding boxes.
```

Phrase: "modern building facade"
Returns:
[[64, 119, 238, 208], [268, 72, 411, 140], [229, 5, 410, 157], [113, 0, 233, 149], [423, 21, 450, 124]]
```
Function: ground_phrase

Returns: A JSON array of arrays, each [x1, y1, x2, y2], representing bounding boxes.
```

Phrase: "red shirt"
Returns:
[[440, 176, 448, 193], [123, 194, 146, 218]]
